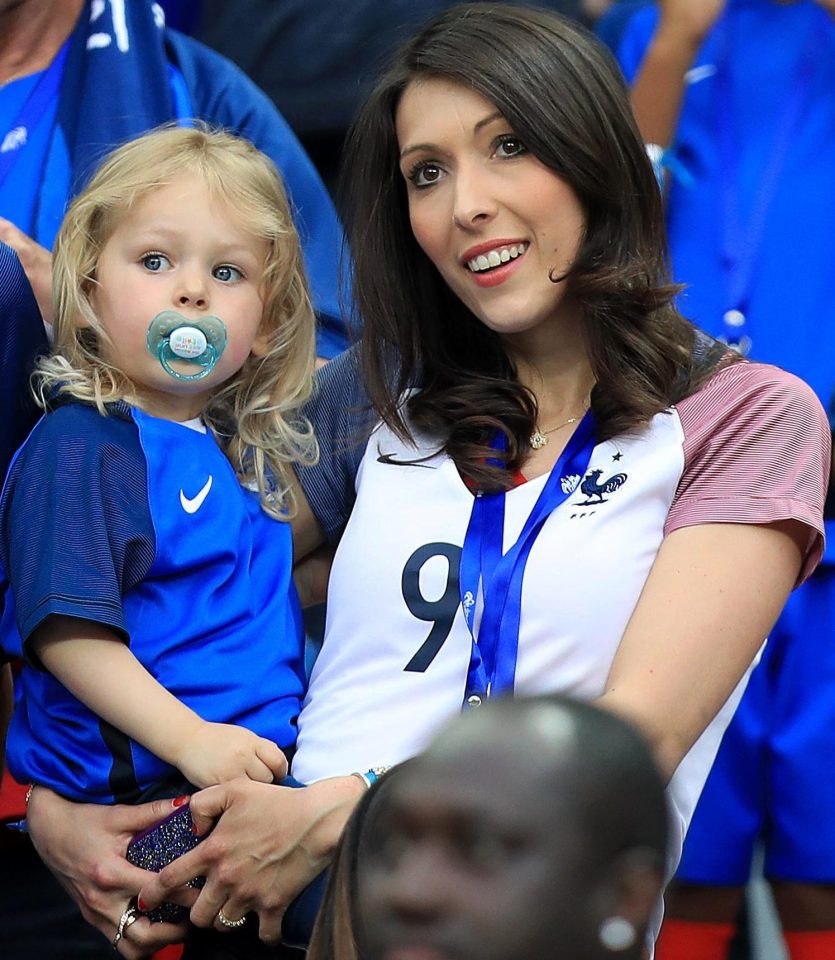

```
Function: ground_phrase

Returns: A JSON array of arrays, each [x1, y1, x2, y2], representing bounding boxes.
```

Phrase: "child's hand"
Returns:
[[174, 721, 288, 788]]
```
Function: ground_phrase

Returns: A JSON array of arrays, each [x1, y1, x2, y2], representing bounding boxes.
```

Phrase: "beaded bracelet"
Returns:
[[351, 766, 391, 790]]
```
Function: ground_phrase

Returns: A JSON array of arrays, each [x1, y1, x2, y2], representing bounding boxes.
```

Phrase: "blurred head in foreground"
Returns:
[[352, 696, 668, 960]]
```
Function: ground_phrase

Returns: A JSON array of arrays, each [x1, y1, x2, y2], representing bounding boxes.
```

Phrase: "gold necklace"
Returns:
[[529, 413, 582, 450]]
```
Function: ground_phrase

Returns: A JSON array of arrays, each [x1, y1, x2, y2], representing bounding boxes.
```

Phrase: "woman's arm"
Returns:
[[596, 518, 805, 781], [137, 775, 367, 943], [31, 616, 287, 788], [26, 787, 189, 959]]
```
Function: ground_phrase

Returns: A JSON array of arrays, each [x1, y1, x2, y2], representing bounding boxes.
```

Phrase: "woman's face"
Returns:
[[395, 78, 587, 344]]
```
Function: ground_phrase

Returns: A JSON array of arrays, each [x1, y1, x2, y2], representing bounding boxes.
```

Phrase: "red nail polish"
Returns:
[[137, 897, 148, 912], [191, 822, 199, 835], [172, 795, 188, 807]]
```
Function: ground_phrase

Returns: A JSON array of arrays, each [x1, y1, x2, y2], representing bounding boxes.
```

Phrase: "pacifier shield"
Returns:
[[146, 311, 227, 382]]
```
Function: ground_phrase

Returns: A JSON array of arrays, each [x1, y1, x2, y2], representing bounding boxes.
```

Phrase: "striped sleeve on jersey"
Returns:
[[666, 361, 830, 585], [295, 346, 376, 543]]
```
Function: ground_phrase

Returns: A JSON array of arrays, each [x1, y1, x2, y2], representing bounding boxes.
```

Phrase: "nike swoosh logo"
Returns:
[[376, 453, 432, 468], [180, 475, 213, 513], [685, 64, 717, 85]]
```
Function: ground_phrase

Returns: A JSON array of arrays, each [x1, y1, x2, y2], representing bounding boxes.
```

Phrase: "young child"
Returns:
[[0, 125, 318, 806]]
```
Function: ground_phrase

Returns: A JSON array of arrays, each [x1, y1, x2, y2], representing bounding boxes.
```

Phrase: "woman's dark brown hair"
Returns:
[[341, 2, 721, 490]]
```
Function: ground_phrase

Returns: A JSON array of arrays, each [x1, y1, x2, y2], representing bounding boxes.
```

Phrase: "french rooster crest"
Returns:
[[575, 468, 628, 505]]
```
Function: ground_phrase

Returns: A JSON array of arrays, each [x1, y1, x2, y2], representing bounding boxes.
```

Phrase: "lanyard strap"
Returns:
[[0, 40, 69, 192], [717, 12, 817, 351], [460, 410, 597, 706]]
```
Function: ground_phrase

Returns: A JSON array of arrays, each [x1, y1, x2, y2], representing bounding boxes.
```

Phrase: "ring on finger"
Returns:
[[216, 908, 247, 930], [112, 905, 139, 948]]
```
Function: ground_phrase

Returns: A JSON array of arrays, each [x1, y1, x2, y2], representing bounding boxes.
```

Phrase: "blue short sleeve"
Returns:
[[0, 403, 156, 651]]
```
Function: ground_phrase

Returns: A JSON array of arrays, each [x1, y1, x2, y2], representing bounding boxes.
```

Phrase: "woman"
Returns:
[[22, 5, 829, 957]]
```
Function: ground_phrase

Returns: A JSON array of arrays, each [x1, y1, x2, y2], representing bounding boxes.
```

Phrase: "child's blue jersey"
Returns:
[[0, 400, 305, 803]]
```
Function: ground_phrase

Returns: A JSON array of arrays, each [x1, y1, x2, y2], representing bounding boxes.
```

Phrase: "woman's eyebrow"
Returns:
[[398, 110, 505, 161]]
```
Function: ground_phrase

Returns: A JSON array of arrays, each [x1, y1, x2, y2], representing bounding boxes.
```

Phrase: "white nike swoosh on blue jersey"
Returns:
[[685, 64, 717, 85], [180, 476, 213, 513]]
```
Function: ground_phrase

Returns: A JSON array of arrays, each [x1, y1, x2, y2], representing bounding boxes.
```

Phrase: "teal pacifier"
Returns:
[[146, 311, 228, 382]]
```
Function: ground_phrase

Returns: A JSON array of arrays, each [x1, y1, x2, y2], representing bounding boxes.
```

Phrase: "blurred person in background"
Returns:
[[604, 2, 835, 958], [0, 0, 349, 360]]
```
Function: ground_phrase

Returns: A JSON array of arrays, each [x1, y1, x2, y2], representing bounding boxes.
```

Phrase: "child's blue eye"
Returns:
[[214, 264, 243, 283], [142, 252, 170, 272]]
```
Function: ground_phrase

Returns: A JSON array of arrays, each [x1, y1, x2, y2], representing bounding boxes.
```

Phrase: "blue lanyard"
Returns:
[[717, 12, 817, 354], [0, 40, 69, 192], [459, 410, 597, 707]]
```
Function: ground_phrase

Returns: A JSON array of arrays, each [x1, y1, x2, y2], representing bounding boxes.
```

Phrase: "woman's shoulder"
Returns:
[[678, 358, 826, 430]]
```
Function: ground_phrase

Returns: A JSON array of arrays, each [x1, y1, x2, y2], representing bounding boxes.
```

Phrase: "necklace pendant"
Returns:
[[530, 431, 548, 450]]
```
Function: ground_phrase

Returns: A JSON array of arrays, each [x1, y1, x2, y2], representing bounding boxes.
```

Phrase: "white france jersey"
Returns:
[[293, 361, 828, 881]]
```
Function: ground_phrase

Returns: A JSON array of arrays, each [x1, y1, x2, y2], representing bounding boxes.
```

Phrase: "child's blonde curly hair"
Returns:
[[41, 123, 318, 518]]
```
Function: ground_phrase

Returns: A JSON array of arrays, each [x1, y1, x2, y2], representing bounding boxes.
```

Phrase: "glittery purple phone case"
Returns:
[[126, 804, 206, 923]]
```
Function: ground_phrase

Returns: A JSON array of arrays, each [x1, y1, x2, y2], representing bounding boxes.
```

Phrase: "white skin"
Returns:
[[31, 174, 289, 792], [22, 78, 816, 957]]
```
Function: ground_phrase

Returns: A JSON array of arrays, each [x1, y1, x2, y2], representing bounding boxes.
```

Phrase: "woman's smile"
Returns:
[[463, 239, 529, 287]]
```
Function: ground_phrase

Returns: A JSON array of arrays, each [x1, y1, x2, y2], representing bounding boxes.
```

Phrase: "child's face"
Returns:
[[90, 173, 270, 421]]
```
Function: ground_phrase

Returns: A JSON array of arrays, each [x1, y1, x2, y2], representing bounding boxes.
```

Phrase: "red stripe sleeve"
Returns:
[[666, 361, 830, 585]]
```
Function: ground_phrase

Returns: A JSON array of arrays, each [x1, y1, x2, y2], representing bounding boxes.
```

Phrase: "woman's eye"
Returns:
[[408, 162, 445, 189], [495, 136, 527, 159], [214, 264, 243, 283], [142, 252, 170, 272]]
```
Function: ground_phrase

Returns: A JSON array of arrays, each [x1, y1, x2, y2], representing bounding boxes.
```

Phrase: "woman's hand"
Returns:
[[139, 775, 365, 944], [27, 787, 190, 958]]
